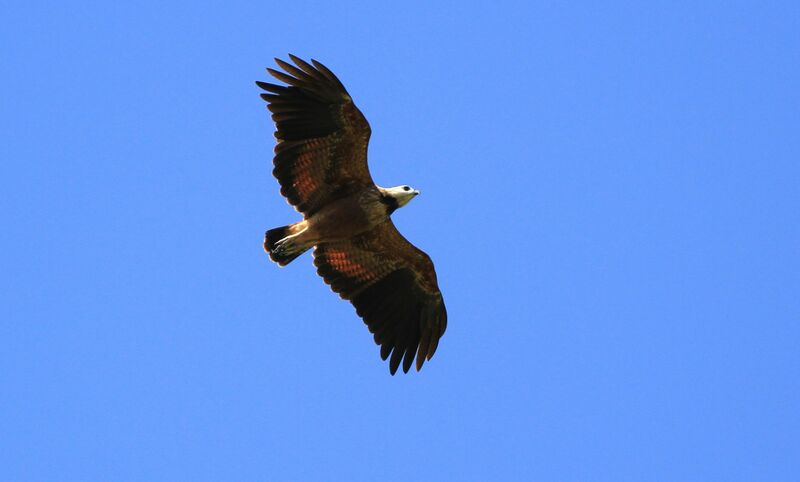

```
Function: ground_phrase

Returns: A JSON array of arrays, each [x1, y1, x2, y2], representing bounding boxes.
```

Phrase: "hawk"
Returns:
[[257, 55, 447, 374]]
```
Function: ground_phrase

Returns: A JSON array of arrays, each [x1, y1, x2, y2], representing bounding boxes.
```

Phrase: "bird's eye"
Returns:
[[403, 186, 410, 191]]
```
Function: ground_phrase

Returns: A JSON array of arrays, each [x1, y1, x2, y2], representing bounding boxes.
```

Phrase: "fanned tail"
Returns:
[[264, 222, 310, 266]]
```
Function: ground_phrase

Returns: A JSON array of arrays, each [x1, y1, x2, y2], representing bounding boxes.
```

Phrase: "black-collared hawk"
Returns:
[[257, 55, 447, 374]]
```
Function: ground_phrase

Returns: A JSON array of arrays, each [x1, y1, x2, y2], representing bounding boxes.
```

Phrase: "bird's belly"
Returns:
[[306, 194, 384, 242]]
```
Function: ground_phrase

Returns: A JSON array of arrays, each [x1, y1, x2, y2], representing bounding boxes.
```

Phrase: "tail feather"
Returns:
[[264, 222, 310, 266]]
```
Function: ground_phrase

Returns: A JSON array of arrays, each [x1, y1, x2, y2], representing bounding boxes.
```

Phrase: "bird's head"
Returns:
[[380, 185, 420, 212]]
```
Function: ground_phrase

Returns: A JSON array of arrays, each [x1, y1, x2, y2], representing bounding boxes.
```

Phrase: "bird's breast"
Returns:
[[307, 188, 387, 242]]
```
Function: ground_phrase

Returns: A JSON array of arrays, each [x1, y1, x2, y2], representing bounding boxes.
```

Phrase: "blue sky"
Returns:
[[1, 1, 798, 480]]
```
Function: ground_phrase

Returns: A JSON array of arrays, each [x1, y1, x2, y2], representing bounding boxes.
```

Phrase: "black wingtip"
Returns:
[[380, 343, 392, 361], [389, 348, 404, 375]]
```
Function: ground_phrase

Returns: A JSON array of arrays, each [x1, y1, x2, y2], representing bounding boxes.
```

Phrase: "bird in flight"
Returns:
[[257, 55, 447, 374]]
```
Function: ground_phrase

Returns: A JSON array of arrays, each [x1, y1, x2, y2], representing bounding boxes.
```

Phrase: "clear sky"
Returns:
[[1, 1, 798, 480]]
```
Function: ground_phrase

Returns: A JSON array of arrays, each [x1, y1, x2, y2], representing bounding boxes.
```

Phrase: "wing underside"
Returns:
[[313, 220, 447, 374], [257, 55, 374, 216]]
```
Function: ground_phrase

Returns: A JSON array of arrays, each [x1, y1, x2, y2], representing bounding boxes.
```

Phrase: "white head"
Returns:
[[380, 185, 420, 210]]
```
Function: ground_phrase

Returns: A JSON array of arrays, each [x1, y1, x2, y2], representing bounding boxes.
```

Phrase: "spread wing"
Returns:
[[257, 55, 374, 217], [313, 220, 447, 374]]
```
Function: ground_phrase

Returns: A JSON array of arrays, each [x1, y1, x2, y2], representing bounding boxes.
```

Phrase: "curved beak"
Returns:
[[413, 190, 420, 196]]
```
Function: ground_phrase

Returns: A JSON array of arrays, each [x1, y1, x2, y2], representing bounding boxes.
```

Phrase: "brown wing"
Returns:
[[256, 55, 374, 216], [313, 220, 447, 374]]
